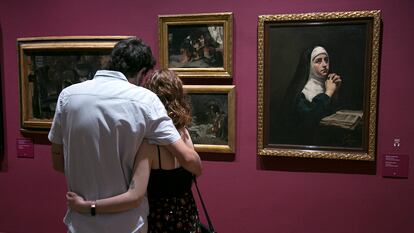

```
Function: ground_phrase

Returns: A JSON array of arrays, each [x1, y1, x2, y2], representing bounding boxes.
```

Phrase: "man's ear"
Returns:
[[136, 69, 146, 84], [127, 69, 145, 85]]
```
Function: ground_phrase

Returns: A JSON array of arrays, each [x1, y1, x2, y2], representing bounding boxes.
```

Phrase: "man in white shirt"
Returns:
[[49, 37, 202, 233]]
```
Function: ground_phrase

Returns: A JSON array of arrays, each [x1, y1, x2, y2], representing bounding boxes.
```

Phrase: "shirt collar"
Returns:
[[94, 70, 128, 81]]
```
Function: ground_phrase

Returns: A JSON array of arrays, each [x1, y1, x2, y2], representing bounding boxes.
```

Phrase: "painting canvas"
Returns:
[[185, 85, 235, 153], [168, 24, 224, 69], [18, 36, 129, 131], [257, 11, 381, 160]]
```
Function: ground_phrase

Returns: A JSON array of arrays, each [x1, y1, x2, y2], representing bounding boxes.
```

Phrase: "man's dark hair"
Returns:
[[106, 37, 156, 78]]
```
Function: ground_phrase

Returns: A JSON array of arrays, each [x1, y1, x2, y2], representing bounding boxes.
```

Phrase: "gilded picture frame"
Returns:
[[18, 36, 130, 132], [159, 12, 233, 78], [257, 10, 381, 160], [184, 85, 236, 153]]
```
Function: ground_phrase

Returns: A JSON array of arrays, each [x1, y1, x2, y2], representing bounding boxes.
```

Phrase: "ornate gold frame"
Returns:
[[257, 10, 381, 160], [184, 85, 236, 153], [18, 36, 130, 132], [158, 12, 233, 78]]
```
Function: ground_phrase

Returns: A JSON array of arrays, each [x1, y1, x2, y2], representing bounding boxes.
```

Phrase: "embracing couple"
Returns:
[[49, 37, 203, 233]]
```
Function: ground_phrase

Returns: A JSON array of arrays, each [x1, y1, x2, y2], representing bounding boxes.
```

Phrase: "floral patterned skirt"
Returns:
[[148, 191, 202, 233]]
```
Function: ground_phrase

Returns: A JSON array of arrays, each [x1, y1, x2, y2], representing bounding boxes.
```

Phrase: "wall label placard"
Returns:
[[16, 138, 34, 158], [382, 154, 409, 178]]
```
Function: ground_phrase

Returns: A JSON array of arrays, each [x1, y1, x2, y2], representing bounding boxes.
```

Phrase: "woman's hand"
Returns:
[[325, 73, 342, 97], [66, 192, 90, 214]]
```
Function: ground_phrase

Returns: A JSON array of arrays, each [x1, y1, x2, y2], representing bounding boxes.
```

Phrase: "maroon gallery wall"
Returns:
[[1, 0, 413, 232]]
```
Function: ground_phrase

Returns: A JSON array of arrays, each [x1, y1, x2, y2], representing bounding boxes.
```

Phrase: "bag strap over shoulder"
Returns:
[[194, 177, 216, 233]]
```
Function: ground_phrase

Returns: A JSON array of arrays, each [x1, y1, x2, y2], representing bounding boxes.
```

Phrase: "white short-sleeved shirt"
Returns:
[[48, 70, 180, 233]]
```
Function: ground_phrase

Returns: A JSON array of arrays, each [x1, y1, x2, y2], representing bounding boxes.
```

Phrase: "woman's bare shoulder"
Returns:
[[138, 140, 158, 156]]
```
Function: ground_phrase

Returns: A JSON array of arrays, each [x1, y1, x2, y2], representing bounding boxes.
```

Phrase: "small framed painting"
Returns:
[[184, 85, 235, 153], [159, 12, 233, 78]]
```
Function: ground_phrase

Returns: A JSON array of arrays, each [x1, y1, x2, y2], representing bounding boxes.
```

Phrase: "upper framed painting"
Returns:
[[257, 10, 381, 160], [158, 12, 233, 78], [18, 36, 129, 132], [184, 85, 236, 153]]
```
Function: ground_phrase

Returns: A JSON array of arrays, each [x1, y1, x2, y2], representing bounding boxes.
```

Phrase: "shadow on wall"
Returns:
[[200, 152, 235, 162], [0, 22, 5, 170], [257, 156, 376, 175]]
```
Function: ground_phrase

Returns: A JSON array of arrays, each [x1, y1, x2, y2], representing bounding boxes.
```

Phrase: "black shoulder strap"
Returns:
[[157, 145, 162, 169]]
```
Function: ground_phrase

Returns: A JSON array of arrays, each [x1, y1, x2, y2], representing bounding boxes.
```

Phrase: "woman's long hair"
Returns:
[[143, 69, 191, 130]]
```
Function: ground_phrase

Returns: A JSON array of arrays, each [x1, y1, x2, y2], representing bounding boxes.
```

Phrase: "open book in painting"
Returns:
[[320, 110, 363, 130]]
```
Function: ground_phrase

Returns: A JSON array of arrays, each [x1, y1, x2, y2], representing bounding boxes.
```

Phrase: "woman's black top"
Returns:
[[146, 146, 201, 233], [147, 146, 194, 198]]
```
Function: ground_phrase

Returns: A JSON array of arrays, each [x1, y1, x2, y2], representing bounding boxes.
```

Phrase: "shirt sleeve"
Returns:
[[48, 90, 68, 144], [145, 96, 180, 145]]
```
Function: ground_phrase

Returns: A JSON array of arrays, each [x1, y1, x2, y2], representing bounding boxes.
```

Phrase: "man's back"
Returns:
[[49, 70, 180, 233]]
